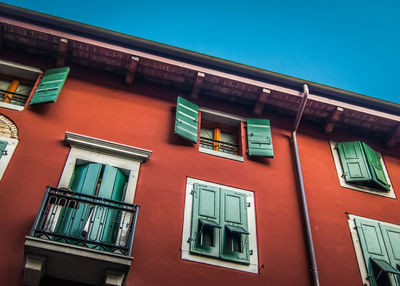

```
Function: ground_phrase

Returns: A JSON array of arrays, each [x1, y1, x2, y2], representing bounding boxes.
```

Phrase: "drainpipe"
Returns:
[[291, 84, 320, 286]]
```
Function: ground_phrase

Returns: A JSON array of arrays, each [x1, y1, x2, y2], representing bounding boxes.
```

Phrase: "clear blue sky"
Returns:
[[3, 0, 400, 104]]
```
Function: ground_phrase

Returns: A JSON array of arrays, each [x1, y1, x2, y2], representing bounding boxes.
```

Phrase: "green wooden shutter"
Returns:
[[0, 140, 8, 160], [190, 183, 220, 258], [220, 189, 250, 264], [337, 141, 371, 183], [380, 225, 400, 284], [29, 67, 70, 105], [174, 97, 199, 143], [362, 143, 390, 192], [355, 218, 393, 286], [247, 118, 273, 157]]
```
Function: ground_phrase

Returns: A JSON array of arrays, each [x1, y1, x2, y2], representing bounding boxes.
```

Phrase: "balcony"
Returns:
[[24, 186, 140, 286]]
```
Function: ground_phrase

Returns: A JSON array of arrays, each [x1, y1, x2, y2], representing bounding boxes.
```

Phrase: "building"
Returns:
[[0, 3, 399, 286]]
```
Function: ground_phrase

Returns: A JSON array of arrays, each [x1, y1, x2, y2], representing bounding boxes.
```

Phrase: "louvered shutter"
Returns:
[[380, 225, 400, 284], [220, 189, 250, 264], [247, 119, 273, 157], [29, 67, 70, 105], [362, 142, 390, 192], [355, 218, 392, 285], [190, 183, 220, 258], [337, 141, 371, 183], [0, 140, 7, 160], [174, 97, 199, 143]]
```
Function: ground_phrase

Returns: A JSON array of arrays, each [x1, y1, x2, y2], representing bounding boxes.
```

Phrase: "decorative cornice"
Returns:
[[65, 132, 152, 162]]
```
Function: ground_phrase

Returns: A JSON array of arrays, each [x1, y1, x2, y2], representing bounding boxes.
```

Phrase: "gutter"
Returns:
[[0, 3, 399, 115], [292, 84, 320, 286]]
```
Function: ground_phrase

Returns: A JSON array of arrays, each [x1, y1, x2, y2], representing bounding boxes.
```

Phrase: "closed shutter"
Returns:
[[362, 142, 390, 192], [337, 141, 371, 183], [247, 119, 273, 157], [190, 183, 220, 258], [0, 140, 7, 160], [29, 67, 70, 105], [355, 218, 393, 285], [220, 189, 250, 264], [380, 225, 400, 284], [174, 97, 199, 143]]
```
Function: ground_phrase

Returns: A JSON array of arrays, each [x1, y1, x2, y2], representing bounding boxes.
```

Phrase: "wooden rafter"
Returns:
[[387, 124, 400, 148], [56, 38, 68, 67], [125, 56, 140, 85], [191, 72, 205, 99], [324, 107, 344, 134], [254, 88, 270, 115]]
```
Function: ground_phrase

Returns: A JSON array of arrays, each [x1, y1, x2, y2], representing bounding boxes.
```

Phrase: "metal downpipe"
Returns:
[[292, 84, 320, 286]]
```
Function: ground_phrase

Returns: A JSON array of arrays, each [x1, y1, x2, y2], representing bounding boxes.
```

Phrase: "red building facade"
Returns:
[[0, 4, 399, 286]]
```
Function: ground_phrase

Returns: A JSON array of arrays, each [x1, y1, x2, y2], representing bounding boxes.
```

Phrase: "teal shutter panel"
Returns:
[[247, 119, 273, 157], [362, 143, 390, 192], [380, 225, 400, 284], [355, 218, 392, 286], [29, 67, 70, 105], [0, 140, 8, 160], [337, 141, 371, 183], [220, 189, 250, 265], [190, 183, 220, 258], [174, 97, 199, 143]]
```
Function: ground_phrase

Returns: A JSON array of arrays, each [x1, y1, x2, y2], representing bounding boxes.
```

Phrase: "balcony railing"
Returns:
[[0, 89, 29, 106], [199, 136, 239, 155], [30, 186, 140, 256]]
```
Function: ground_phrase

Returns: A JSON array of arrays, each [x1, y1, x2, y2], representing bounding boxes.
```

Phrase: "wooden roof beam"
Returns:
[[324, 107, 344, 134], [191, 72, 205, 99], [254, 88, 271, 115], [56, 38, 68, 67], [125, 56, 139, 85], [387, 124, 400, 148]]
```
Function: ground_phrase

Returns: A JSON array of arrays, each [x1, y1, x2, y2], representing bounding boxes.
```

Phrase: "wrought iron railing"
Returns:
[[199, 136, 238, 155], [0, 89, 29, 106], [30, 186, 140, 256]]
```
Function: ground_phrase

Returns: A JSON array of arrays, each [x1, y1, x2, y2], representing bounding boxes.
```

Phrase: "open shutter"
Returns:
[[355, 218, 392, 286], [247, 119, 273, 157], [55, 163, 102, 238], [220, 189, 250, 264], [0, 140, 7, 160], [190, 183, 220, 258], [29, 67, 70, 105], [174, 97, 198, 143], [337, 141, 371, 184], [362, 143, 390, 192], [380, 225, 400, 284]]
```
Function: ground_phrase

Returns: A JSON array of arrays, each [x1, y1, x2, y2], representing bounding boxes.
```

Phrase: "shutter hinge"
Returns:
[[247, 202, 251, 207], [249, 249, 253, 255], [341, 173, 346, 178], [187, 237, 193, 243], [190, 190, 194, 195], [2, 150, 7, 156]]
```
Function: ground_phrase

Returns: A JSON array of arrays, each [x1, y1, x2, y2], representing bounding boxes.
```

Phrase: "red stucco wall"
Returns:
[[0, 50, 399, 286]]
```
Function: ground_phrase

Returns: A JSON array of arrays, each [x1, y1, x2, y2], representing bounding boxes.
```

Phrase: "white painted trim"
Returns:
[[65, 132, 152, 162], [0, 102, 24, 111], [199, 147, 244, 162], [329, 141, 395, 198], [181, 177, 258, 273], [0, 136, 18, 180], [0, 59, 42, 74], [199, 107, 245, 122]]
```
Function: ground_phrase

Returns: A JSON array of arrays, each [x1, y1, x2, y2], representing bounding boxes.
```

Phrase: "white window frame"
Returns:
[[0, 135, 19, 180], [198, 108, 244, 162], [330, 141, 395, 198], [181, 177, 258, 273], [348, 214, 400, 286]]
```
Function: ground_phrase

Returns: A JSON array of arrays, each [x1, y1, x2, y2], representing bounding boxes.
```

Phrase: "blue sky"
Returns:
[[3, 0, 400, 104]]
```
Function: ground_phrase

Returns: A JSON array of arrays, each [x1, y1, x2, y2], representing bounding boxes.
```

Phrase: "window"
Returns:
[[330, 141, 394, 198], [0, 60, 70, 111], [174, 96, 274, 160], [0, 114, 19, 180], [348, 215, 400, 286], [181, 178, 258, 273]]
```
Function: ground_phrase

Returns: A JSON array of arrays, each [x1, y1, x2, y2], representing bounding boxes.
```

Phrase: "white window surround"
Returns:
[[0, 136, 18, 180], [198, 108, 244, 162], [181, 177, 258, 273], [329, 141, 395, 199], [347, 214, 400, 286]]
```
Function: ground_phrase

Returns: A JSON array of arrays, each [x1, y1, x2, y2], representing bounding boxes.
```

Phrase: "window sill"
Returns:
[[0, 102, 24, 111], [329, 141, 396, 199], [199, 147, 244, 162]]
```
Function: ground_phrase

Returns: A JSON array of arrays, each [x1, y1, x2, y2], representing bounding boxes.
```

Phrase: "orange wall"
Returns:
[[0, 51, 399, 286]]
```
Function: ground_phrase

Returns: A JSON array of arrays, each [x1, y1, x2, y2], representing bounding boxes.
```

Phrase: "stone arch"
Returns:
[[0, 114, 18, 139]]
